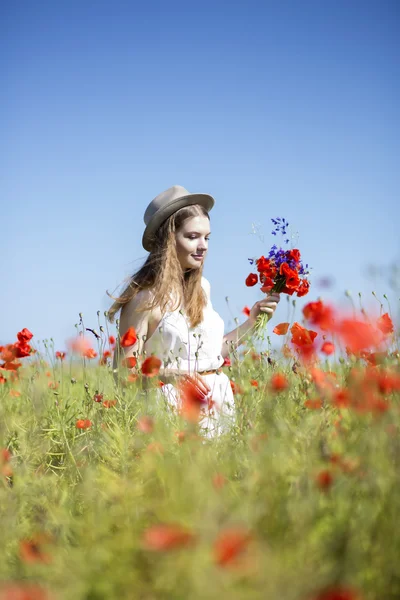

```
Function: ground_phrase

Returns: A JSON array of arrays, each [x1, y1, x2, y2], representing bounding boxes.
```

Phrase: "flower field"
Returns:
[[1, 306, 399, 600]]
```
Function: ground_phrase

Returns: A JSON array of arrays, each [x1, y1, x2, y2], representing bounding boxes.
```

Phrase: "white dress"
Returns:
[[144, 276, 235, 436]]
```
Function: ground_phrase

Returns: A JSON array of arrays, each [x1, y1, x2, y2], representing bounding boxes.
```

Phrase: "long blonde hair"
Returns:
[[107, 204, 210, 328]]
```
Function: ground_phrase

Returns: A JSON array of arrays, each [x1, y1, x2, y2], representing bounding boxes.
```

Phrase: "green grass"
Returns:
[[1, 347, 399, 600]]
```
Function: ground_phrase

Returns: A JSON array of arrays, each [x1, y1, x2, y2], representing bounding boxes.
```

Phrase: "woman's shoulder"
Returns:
[[201, 276, 211, 300]]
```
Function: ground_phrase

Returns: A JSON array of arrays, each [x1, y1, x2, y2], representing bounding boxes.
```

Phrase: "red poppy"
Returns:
[[0, 375, 6, 384], [76, 419, 92, 430], [142, 524, 194, 551], [256, 256, 270, 273], [93, 393, 104, 403], [108, 335, 116, 345], [230, 381, 244, 395], [141, 355, 161, 377], [55, 351, 66, 360], [137, 416, 154, 433], [242, 306, 251, 317], [178, 376, 208, 422], [222, 356, 231, 367], [0, 361, 22, 371], [102, 399, 117, 408], [279, 263, 300, 290], [245, 273, 258, 287], [19, 535, 52, 564], [316, 470, 334, 491], [17, 328, 33, 343], [250, 379, 258, 387], [14, 342, 32, 358], [273, 322, 289, 335], [120, 326, 138, 348], [335, 319, 381, 353], [290, 322, 318, 346], [67, 336, 92, 356], [312, 586, 362, 600], [1, 344, 17, 363], [122, 356, 137, 369], [83, 348, 97, 359], [304, 398, 322, 410], [377, 312, 394, 335], [287, 248, 301, 263], [213, 527, 251, 567], [0, 583, 54, 600], [303, 300, 335, 331], [296, 279, 310, 297], [270, 373, 289, 392], [212, 473, 226, 490], [321, 341, 335, 355]]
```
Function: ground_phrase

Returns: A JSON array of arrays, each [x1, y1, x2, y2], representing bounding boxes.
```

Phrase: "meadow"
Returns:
[[0, 301, 399, 600]]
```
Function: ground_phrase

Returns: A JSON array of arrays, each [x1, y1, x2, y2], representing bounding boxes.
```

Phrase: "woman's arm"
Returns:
[[221, 293, 281, 358], [113, 290, 151, 369]]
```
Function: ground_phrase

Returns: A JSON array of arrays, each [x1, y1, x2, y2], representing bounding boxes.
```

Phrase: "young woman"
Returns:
[[108, 185, 280, 435]]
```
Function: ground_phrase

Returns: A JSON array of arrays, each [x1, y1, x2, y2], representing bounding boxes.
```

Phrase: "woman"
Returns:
[[108, 185, 280, 435]]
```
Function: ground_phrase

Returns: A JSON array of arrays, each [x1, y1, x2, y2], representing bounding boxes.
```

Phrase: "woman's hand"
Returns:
[[181, 373, 211, 398], [248, 293, 281, 325]]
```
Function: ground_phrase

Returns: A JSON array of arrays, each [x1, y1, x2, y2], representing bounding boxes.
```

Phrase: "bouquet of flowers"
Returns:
[[246, 217, 310, 337]]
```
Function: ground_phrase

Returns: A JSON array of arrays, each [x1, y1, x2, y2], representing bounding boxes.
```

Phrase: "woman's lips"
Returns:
[[191, 255, 204, 261]]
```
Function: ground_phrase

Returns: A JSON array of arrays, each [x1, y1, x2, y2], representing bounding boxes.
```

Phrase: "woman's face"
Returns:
[[175, 215, 211, 271]]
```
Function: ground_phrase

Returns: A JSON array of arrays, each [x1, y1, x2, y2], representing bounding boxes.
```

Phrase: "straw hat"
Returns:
[[142, 185, 215, 251]]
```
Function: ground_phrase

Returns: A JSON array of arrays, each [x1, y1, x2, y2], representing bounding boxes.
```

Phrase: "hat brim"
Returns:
[[142, 193, 215, 252]]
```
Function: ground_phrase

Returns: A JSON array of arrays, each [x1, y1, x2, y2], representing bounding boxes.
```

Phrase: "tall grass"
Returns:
[[0, 322, 399, 600]]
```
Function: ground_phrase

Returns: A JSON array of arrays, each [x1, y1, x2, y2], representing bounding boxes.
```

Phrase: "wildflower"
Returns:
[[250, 379, 258, 387], [245, 273, 258, 287], [315, 469, 334, 491], [0, 361, 22, 371], [102, 399, 117, 408], [9, 389, 21, 397], [67, 335, 92, 355], [290, 322, 318, 346], [222, 356, 231, 367], [0, 583, 54, 600], [178, 376, 208, 422], [137, 416, 154, 433], [141, 356, 162, 377], [120, 326, 138, 347], [55, 351, 66, 360], [146, 441, 164, 454], [303, 300, 335, 331], [82, 348, 97, 359], [142, 524, 194, 551], [321, 341, 335, 355], [122, 356, 137, 368], [270, 373, 289, 392], [304, 399, 322, 410], [19, 535, 52, 564], [17, 328, 33, 343], [230, 381, 244, 395], [212, 473, 227, 490], [108, 335, 116, 345], [377, 312, 394, 335], [0, 374, 6, 384], [213, 527, 251, 567], [75, 419, 92, 430], [242, 306, 251, 317], [333, 389, 351, 409], [312, 586, 362, 600], [273, 322, 289, 335], [335, 318, 381, 353], [93, 393, 104, 403]]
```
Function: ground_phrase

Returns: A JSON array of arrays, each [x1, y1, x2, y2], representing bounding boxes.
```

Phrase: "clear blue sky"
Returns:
[[1, 0, 399, 351]]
